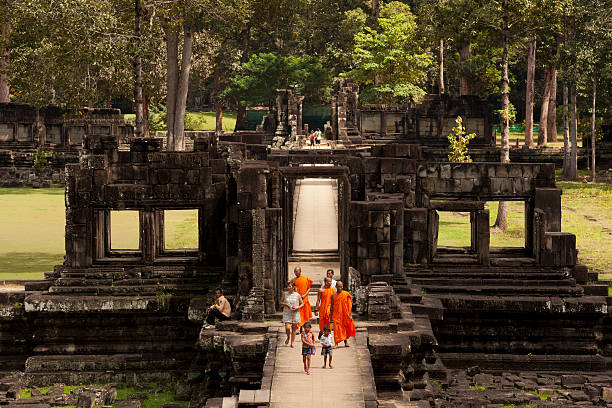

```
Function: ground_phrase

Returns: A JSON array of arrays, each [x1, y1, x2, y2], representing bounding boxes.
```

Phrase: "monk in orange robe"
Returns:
[[315, 277, 336, 333], [331, 281, 356, 346], [292, 266, 313, 327]]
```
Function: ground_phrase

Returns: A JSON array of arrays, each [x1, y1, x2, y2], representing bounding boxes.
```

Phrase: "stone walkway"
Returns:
[[292, 178, 338, 253], [271, 169, 369, 407], [269, 327, 366, 408]]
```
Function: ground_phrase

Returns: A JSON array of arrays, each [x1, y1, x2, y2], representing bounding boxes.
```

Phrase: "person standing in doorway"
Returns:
[[292, 266, 313, 329], [280, 281, 303, 347], [331, 281, 356, 347]]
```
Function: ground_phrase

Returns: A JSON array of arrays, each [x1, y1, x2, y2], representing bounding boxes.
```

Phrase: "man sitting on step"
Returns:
[[204, 288, 231, 329]]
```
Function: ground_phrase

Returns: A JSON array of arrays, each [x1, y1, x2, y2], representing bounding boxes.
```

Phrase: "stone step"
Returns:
[[411, 278, 576, 287], [25, 352, 196, 372], [490, 257, 537, 267], [435, 340, 599, 355], [405, 270, 569, 280], [438, 352, 612, 372], [54, 277, 209, 287], [411, 265, 546, 273], [422, 285, 583, 296], [32, 340, 196, 355], [22, 369, 191, 387], [47, 284, 209, 295]]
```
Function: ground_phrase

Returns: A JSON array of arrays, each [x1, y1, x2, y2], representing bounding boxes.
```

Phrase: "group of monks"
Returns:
[[291, 266, 356, 346]]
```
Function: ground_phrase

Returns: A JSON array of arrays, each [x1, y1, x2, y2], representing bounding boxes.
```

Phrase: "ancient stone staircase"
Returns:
[[405, 265, 583, 297], [402, 265, 611, 372]]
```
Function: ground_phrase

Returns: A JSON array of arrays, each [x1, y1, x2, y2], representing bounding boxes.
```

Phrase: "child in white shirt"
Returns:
[[320, 325, 333, 368]]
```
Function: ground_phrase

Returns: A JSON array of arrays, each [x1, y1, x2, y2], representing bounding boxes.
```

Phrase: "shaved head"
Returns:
[[294, 266, 302, 277], [336, 281, 344, 291]]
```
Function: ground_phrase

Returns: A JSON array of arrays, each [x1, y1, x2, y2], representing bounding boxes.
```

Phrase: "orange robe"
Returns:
[[318, 287, 336, 332], [294, 275, 313, 327], [332, 291, 356, 343]]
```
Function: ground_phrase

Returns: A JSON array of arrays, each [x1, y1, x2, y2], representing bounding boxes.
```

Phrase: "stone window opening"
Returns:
[[94, 209, 143, 261], [157, 209, 201, 258], [430, 201, 489, 265], [487, 200, 528, 256]]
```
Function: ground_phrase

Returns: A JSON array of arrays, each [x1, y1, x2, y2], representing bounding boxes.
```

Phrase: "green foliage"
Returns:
[[343, 9, 432, 103], [149, 105, 167, 132], [494, 103, 517, 126], [226, 53, 331, 107], [32, 148, 49, 176], [20, 389, 31, 399], [447, 116, 476, 163], [115, 384, 180, 408]]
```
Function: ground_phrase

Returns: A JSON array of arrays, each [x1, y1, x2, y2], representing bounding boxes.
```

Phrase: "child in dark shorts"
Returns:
[[320, 325, 333, 368], [301, 322, 315, 374]]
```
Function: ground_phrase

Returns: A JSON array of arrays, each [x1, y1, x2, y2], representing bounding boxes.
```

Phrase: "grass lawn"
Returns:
[[0, 187, 198, 280], [125, 111, 237, 132]]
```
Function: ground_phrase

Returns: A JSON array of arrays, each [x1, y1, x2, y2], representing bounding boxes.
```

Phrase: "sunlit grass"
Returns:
[[125, 111, 237, 132], [164, 209, 198, 249]]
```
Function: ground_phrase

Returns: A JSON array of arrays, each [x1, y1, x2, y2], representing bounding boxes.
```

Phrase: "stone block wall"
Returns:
[[348, 201, 404, 284], [359, 94, 493, 146], [0, 103, 132, 187], [417, 162, 556, 204]]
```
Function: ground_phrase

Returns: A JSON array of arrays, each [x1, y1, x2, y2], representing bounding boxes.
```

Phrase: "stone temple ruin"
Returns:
[[0, 82, 611, 407], [0, 103, 133, 186]]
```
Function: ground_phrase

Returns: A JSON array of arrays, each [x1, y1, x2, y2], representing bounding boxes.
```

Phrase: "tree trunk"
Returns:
[[562, 83, 570, 176], [537, 69, 552, 146], [524, 35, 536, 147], [143, 94, 150, 137], [371, 0, 379, 20], [172, 27, 193, 152], [546, 36, 561, 143], [133, 0, 144, 138], [216, 102, 223, 134], [0, 18, 10, 103], [546, 67, 557, 143], [213, 56, 223, 135], [166, 32, 179, 150], [234, 26, 250, 131], [493, 0, 510, 232], [567, 84, 578, 180], [591, 77, 596, 182], [439, 39, 445, 95], [459, 42, 471, 95]]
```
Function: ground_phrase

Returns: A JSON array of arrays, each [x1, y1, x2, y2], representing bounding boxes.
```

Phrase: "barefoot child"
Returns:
[[320, 325, 333, 368], [301, 322, 315, 374]]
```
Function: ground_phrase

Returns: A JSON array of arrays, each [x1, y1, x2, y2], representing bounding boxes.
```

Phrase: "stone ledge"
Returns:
[[24, 294, 189, 313], [438, 295, 608, 314]]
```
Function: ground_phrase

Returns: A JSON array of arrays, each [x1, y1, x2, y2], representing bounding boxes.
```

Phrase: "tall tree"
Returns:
[[133, 0, 144, 137], [344, 9, 433, 103], [537, 69, 552, 145], [546, 35, 561, 143], [590, 78, 596, 181], [0, 0, 9, 102], [234, 26, 250, 131], [439, 38, 445, 94], [562, 83, 570, 175], [524, 35, 536, 146], [493, 0, 511, 232]]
